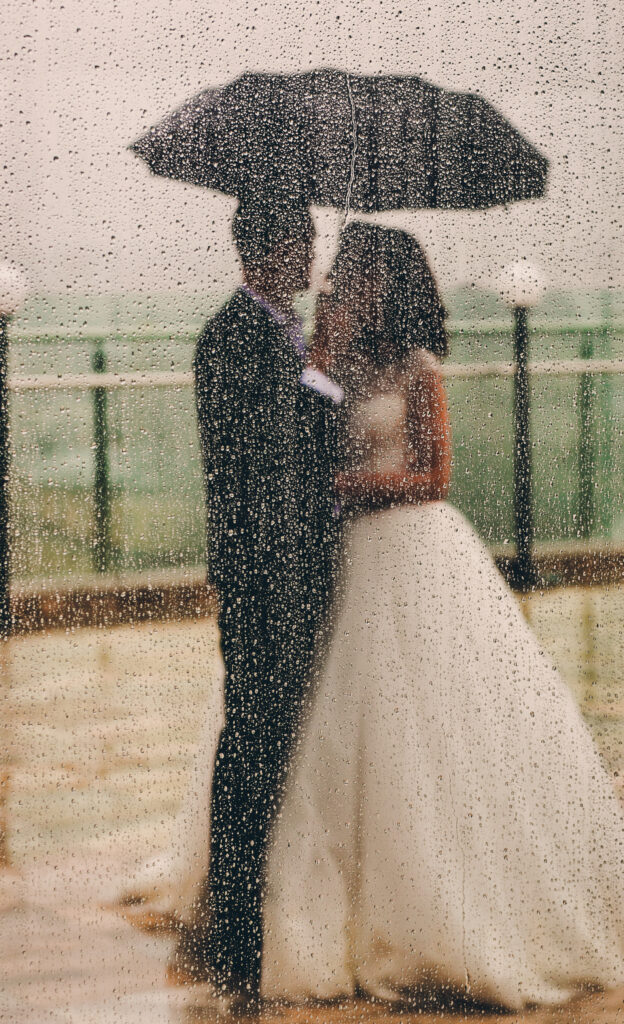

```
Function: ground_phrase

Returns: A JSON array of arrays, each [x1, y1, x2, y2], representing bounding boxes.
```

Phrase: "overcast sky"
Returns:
[[4, 0, 623, 303]]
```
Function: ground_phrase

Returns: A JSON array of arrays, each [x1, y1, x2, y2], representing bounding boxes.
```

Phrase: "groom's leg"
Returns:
[[173, 591, 263, 990], [176, 582, 316, 994], [209, 586, 314, 994], [208, 591, 266, 991]]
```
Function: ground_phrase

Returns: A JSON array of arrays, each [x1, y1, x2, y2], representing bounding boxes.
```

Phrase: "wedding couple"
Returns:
[[125, 203, 624, 1012]]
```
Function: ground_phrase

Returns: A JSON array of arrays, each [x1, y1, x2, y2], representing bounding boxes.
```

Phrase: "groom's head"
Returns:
[[233, 199, 315, 296]]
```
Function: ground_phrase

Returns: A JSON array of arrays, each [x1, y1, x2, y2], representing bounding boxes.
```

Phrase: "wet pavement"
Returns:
[[1, 865, 623, 1024], [1, 587, 624, 1022]]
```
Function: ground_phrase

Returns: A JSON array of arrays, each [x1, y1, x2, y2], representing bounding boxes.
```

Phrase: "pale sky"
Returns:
[[4, 0, 623, 302]]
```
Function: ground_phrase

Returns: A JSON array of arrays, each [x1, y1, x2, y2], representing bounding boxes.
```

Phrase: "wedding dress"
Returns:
[[260, 371, 624, 1008], [124, 364, 624, 1010]]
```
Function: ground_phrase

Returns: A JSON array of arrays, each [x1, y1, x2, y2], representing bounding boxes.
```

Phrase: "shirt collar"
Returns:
[[241, 284, 306, 361], [240, 286, 344, 406]]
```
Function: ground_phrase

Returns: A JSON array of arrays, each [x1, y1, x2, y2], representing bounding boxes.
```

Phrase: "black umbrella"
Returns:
[[130, 69, 548, 212]]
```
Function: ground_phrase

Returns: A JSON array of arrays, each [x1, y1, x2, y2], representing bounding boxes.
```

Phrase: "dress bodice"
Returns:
[[348, 387, 407, 474]]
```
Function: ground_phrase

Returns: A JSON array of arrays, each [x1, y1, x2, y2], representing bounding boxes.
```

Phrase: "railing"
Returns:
[[9, 356, 624, 391], [3, 319, 623, 624]]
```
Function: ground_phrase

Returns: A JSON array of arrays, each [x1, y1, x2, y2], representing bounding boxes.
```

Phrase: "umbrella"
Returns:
[[130, 69, 548, 212]]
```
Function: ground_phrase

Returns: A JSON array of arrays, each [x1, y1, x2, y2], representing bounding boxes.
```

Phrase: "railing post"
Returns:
[[0, 266, 26, 878], [598, 294, 613, 537], [0, 314, 11, 638], [0, 315, 8, 872], [509, 305, 539, 590], [498, 262, 545, 591], [92, 340, 111, 573], [578, 329, 595, 540]]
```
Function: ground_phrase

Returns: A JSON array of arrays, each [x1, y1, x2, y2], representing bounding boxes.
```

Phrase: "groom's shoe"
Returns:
[[167, 927, 216, 987], [220, 970, 261, 1015], [225, 987, 261, 1018], [169, 922, 261, 1012], [168, 956, 260, 1013]]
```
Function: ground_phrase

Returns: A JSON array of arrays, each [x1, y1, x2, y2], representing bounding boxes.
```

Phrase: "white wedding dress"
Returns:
[[125, 372, 624, 1010], [260, 380, 624, 1008]]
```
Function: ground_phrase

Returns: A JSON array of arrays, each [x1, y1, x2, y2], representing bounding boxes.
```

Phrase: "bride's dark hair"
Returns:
[[329, 221, 449, 364]]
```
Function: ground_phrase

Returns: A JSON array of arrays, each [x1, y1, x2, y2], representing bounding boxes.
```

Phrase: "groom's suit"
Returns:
[[187, 287, 341, 990]]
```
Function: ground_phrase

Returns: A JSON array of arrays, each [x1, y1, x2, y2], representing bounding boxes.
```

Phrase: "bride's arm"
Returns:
[[405, 351, 451, 499], [335, 353, 451, 512]]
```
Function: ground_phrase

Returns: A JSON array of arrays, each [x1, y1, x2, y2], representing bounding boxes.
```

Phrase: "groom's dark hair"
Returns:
[[232, 199, 313, 270]]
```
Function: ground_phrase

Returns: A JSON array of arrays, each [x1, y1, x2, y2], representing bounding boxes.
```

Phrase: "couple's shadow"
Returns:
[[178, 987, 516, 1021]]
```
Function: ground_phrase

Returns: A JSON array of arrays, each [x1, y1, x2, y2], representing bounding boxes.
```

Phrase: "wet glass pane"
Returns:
[[3, 2, 624, 1021]]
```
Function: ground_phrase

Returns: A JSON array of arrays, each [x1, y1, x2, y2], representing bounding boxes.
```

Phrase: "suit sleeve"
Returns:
[[195, 331, 302, 596], [195, 337, 252, 590]]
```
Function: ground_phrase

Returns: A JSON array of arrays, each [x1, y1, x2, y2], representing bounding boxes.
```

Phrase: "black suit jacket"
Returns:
[[194, 288, 340, 634]]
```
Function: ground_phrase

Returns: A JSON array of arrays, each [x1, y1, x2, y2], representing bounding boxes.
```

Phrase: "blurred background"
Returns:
[[1, 2, 624, 1017], [4, 0, 623, 586]]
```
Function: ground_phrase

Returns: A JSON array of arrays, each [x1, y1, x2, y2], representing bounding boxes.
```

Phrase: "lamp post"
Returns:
[[92, 340, 112, 574], [0, 266, 27, 638], [0, 263, 27, 884], [498, 262, 546, 591]]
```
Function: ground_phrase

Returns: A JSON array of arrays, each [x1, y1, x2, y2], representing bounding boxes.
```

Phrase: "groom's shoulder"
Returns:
[[196, 289, 269, 361]]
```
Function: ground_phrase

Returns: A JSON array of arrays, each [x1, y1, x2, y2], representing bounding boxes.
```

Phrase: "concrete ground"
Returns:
[[1, 864, 623, 1023], [1, 586, 624, 1022]]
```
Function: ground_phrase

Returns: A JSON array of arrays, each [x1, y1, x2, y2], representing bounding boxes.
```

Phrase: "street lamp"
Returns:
[[0, 263, 26, 887], [498, 262, 546, 591], [0, 264, 27, 638]]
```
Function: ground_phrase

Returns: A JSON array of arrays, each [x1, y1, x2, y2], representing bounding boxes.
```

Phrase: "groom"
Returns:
[[179, 198, 343, 1001]]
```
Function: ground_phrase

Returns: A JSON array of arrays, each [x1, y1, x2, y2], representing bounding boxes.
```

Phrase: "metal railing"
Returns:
[[3, 320, 623, 611], [8, 357, 624, 391]]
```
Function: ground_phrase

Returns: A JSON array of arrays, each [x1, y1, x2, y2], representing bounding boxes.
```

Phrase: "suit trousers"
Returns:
[[178, 577, 318, 993]]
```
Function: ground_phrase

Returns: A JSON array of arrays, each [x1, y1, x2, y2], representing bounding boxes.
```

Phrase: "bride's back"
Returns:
[[345, 349, 442, 477]]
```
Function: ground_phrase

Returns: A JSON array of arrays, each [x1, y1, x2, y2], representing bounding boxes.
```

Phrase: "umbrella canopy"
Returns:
[[130, 69, 548, 212]]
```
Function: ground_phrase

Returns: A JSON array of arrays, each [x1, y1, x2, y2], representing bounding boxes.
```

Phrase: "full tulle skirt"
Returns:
[[261, 502, 624, 1009]]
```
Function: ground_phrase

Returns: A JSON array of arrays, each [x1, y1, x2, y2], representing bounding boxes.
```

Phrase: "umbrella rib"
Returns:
[[343, 73, 358, 224]]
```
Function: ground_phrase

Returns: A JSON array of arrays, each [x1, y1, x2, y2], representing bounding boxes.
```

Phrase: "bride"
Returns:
[[123, 222, 624, 1010]]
